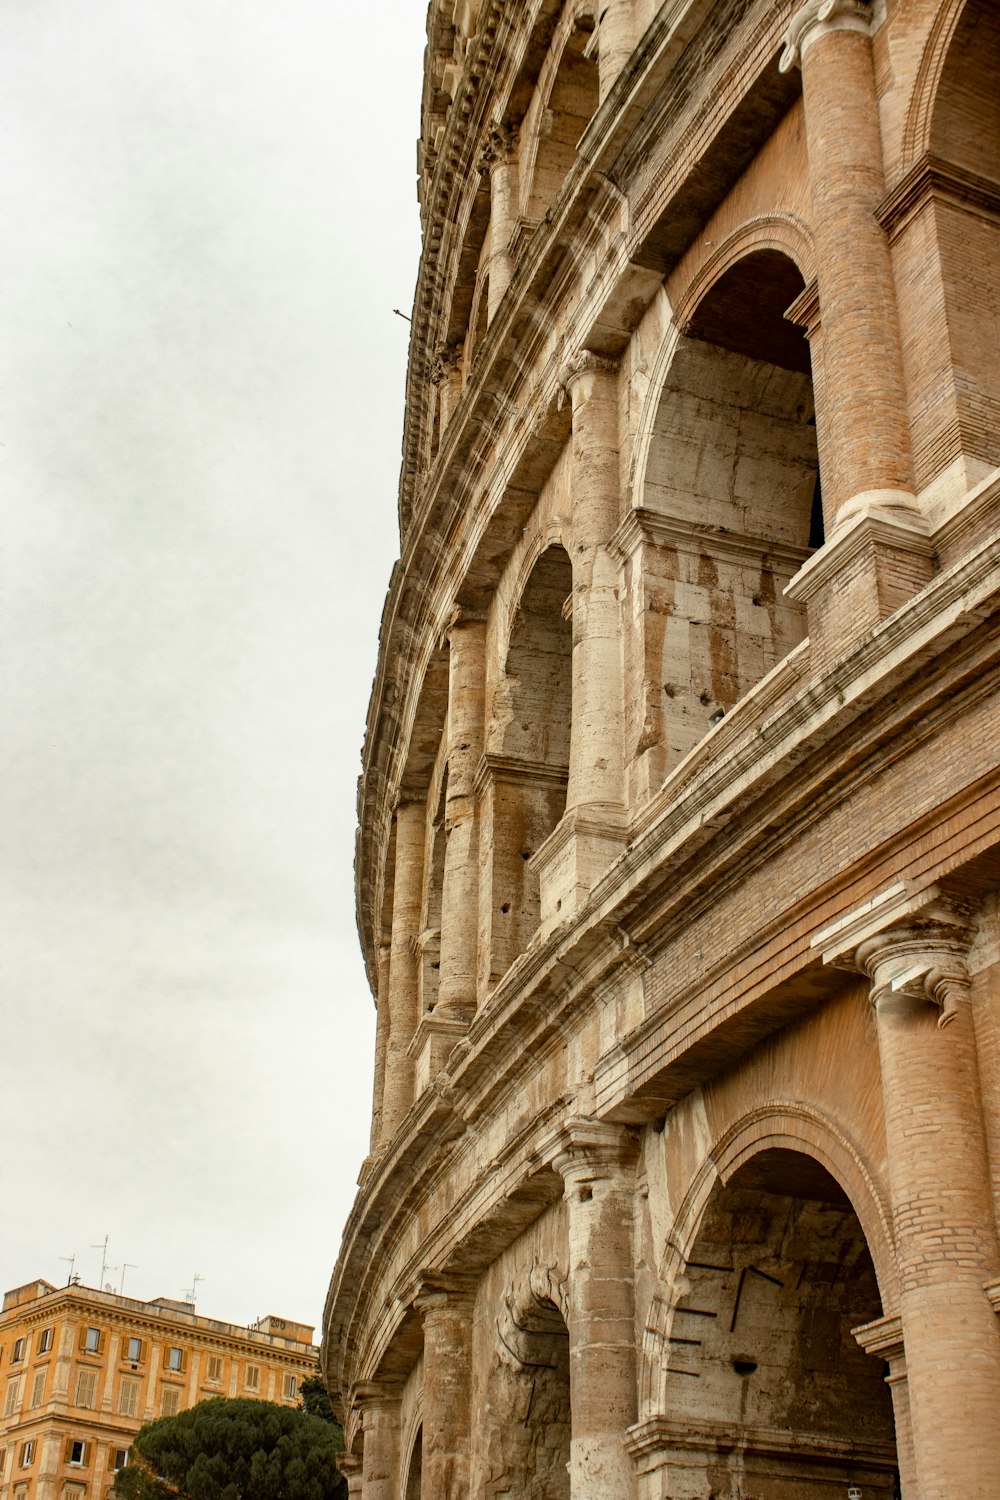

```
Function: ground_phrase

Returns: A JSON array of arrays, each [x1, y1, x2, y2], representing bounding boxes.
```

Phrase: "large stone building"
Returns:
[[0, 1279, 317, 1500], [324, 1, 1000, 1496]]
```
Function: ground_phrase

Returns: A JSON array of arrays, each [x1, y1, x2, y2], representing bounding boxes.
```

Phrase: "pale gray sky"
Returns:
[[1, 2, 426, 1332]]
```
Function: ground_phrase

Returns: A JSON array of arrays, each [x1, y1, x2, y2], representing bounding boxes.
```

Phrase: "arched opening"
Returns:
[[478, 545, 572, 996], [907, 0, 1000, 497], [522, 21, 599, 225], [480, 1288, 571, 1499], [631, 250, 818, 792], [654, 1149, 898, 1498], [402, 1424, 422, 1500]]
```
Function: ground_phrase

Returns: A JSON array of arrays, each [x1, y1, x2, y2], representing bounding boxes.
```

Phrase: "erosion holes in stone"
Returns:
[[659, 1147, 899, 1498]]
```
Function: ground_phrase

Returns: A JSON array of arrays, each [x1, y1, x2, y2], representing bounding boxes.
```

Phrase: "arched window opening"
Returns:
[[479, 546, 572, 998], [631, 250, 818, 794], [467, 263, 490, 372], [479, 1290, 571, 1499], [522, 22, 599, 226], [655, 1148, 898, 1497]]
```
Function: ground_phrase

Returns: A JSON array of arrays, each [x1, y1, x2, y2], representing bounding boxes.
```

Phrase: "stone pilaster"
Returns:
[[597, 0, 635, 103], [816, 883, 1000, 1500], [852, 1315, 918, 1500], [542, 1117, 639, 1500], [780, 1, 934, 658], [432, 342, 464, 432], [381, 801, 425, 1140], [533, 354, 626, 930], [436, 614, 486, 1027], [336, 1450, 364, 1500], [480, 124, 519, 322], [369, 941, 392, 1151], [412, 1275, 475, 1500], [355, 1385, 402, 1500]]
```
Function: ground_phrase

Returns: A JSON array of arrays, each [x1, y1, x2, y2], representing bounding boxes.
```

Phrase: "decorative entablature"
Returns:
[[356, 0, 812, 993]]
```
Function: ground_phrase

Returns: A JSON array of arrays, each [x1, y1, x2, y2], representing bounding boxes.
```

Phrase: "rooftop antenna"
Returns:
[[118, 1263, 138, 1297], [59, 1254, 77, 1286], [183, 1273, 204, 1307], [91, 1235, 111, 1289]]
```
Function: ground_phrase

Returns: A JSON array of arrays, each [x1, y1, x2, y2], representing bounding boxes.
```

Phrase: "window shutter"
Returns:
[[64, 1441, 73, 1464]]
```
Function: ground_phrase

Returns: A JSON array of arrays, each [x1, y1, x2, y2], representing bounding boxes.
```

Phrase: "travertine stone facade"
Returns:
[[325, 3, 1000, 1497]]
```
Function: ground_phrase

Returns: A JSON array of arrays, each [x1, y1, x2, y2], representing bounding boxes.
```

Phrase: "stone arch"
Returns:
[[627, 244, 819, 791], [478, 544, 573, 993], [480, 1265, 572, 1500], [520, 7, 599, 227], [901, 0, 974, 170], [641, 1111, 899, 1496]]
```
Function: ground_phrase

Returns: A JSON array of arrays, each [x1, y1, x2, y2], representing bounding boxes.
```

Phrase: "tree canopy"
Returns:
[[112, 1397, 346, 1500]]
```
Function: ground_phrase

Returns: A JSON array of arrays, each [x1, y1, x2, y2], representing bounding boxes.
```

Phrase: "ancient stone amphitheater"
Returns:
[[323, 2, 1000, 1497]]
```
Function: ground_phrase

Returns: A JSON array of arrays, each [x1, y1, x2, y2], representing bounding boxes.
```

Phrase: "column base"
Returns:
[[408, 1012, 469, 1094], [530, 804, 628, 937], [785, 495, 935, 668]]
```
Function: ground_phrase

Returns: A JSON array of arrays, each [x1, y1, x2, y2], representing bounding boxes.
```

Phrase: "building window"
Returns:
[[19, 1441, 35, 1468], [281, 1374, 297, 1400], [83, 1327, 101, 1355], [75, 1368, 97, 1408], [0, 1446, 6, 1475], [206, 1356, 222, 1384], [118, 1378, 140, 1419], [11, 1339, 25, 1364], [165, 1347, 183, 1373], [4, 1377, 24, 1417], [161, 1387, 181, 1418], [67, 1440, 88, 1467], [37, 1328, 53, 1356], [14, 1484, 27, 1500], [30, 1371, 46, 1409], [125, 1337, 142, 1363], [244, 1365, 260, 1390], [111, 1449, 129, 1472]]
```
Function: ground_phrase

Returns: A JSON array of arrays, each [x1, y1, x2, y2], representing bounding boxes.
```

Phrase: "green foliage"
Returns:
[[297, 1373, 336, 1426], [112, 1398, 345, 1500]]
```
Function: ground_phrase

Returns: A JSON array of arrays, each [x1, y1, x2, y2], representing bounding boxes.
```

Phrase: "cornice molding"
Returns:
[[877, 153, 1000, 241]]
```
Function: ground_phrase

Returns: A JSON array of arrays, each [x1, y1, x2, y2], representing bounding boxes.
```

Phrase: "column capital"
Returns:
[[335, 1451, 363, 1481], [352, 1379, 404, 1415], [814, 881, 974, 1027], [779, 0, 872, 73], [478, 119, 519, 172], [539, 1115, 639, 1187], [431, 340, 463, 385], [558, 349, 620, 407], [403, 1268, 477, 1314]]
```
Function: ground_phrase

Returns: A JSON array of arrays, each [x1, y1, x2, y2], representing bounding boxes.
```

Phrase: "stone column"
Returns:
[[380, 801, 425, 1140], [413, 1277, 475, 1500], [853, 1315, 918, 1500], [481, 124, 519, 322], [780, 0, 913, 521], [336, 1451, 363, 1500], [544, 1118, 638, 1500], [432, 343, 464, 432], [597, 0, 635, 103], [532, 354, 626, 930], [780, 1, 934, 656], [817, 884, 1000, 1500], [369, 941, 392, 1152], [564, 353, 624, 820], [436, 614, 486, 1026], [356, 1386, 402, 1500]]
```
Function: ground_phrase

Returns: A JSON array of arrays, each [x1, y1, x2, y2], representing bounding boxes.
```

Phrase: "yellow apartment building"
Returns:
[[0, 1279, 318, 1500]]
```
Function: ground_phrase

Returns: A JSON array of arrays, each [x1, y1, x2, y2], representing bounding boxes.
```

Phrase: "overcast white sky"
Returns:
[[1, 2, 426, 1333]]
